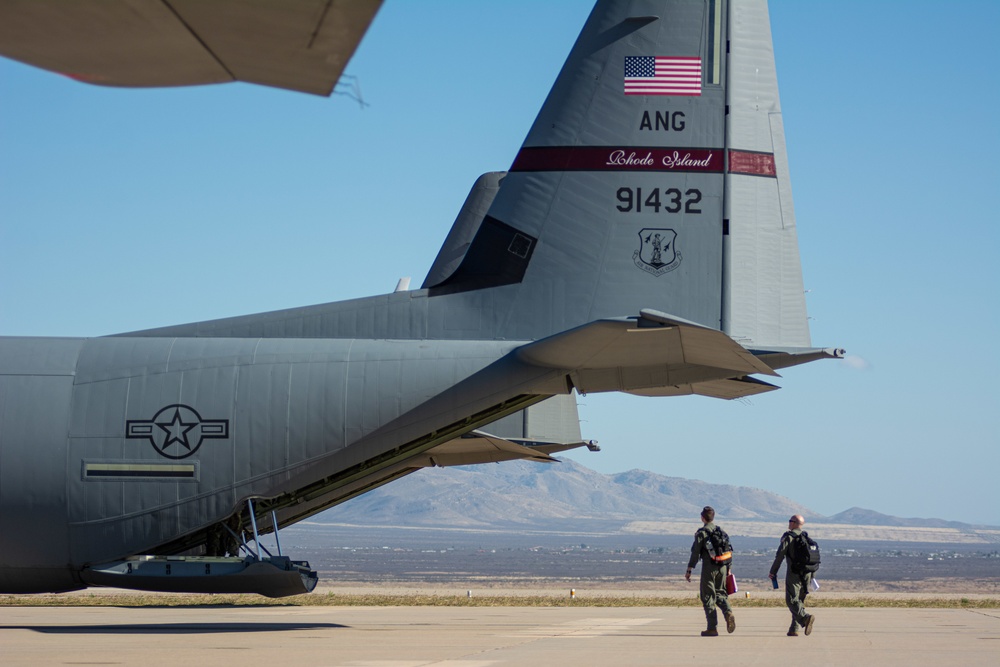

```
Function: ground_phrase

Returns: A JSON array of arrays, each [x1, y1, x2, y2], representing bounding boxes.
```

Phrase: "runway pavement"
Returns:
[[2, 605, 997, 666]]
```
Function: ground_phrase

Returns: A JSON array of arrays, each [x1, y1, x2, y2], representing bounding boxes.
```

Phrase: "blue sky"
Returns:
[[2, 1, 998, 525]]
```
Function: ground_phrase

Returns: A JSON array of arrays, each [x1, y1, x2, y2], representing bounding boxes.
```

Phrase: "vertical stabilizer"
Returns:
[[484, 0, 730, 338], [126, 0, 815, 349], [724, 0, 810, 347], [424, 0, 811, 346]]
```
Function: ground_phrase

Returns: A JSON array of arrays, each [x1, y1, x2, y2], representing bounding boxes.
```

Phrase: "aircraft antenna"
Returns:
[[334, 74, 369, 108]]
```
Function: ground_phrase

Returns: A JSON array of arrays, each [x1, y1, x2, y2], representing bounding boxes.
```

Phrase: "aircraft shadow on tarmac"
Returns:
[[5, 622, 348, 635]]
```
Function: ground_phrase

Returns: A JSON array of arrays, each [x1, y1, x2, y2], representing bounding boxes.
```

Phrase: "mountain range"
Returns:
[[309, 459, 996, 540]]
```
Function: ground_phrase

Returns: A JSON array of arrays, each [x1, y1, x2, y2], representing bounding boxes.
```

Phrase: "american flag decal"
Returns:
[[624, 56, 702, 96]]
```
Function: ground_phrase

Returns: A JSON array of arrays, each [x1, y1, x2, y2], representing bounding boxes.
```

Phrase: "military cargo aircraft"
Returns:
[[0, 0, 842, 597]]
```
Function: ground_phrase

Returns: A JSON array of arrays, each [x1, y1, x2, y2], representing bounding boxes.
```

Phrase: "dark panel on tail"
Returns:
[[427, 216, 537, 295]]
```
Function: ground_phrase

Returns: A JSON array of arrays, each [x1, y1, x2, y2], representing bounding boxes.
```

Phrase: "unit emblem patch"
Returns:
[[634, 228, 681, 276], [126, 404, 229, 459]]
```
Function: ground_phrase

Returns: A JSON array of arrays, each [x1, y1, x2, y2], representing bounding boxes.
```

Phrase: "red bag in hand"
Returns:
[[725, 572, 738, 595]]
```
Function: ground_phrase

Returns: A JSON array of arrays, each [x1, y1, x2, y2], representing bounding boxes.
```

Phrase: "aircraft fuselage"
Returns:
[[0, 335, 534, 593]]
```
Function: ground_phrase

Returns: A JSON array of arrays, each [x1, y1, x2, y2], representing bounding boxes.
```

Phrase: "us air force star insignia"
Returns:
[[126, 404, 229, 459]]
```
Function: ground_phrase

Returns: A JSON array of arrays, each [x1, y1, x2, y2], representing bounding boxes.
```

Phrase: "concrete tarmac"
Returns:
[[2, 606, 998, 666]]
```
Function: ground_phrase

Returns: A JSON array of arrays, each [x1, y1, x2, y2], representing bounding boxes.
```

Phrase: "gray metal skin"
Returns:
[[0, 0, 842, 595]]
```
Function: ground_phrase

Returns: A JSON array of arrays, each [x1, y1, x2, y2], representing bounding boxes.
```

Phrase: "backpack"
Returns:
[[788, 531, 821, 574], [700, 526, 733, 565]]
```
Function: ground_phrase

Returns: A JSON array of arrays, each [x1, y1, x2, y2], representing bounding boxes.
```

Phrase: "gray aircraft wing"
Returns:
[[0, 0, 382, 95]]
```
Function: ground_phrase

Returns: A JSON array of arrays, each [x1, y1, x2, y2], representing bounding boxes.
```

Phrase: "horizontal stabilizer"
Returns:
[[506, 438, 601, 456], [519, 313, 775, 377], [515, 310, 777, 398], [417, 430, 560, 466], [751, 346, 846, 371], [627, 375, 779, 399], [515, 310, 778, 398]]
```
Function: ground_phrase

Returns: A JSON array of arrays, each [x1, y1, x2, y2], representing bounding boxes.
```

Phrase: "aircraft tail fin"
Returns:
[[121, 0, 820, 355], [424, 0, 810, 349]]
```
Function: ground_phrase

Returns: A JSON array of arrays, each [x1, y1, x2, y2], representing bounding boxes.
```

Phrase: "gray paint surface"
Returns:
[[0, 0, 840, 596]]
